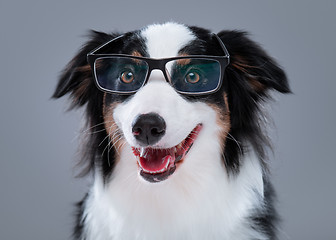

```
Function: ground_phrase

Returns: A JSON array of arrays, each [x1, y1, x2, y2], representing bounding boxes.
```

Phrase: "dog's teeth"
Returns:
[[140, 148, 145, 157]]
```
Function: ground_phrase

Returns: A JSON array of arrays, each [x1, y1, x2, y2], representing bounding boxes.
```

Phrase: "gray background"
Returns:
[[1, 0, 335, 239]]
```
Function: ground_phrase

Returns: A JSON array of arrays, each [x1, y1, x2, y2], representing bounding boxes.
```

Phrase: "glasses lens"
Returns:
[[166, 58, 221, 94], [94, 57, 149, 93]]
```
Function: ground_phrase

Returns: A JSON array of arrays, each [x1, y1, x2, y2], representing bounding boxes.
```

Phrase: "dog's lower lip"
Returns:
[[132, 124, 203, 182]]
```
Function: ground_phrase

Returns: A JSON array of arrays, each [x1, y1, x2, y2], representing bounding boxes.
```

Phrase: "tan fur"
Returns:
[[232, 56, 266, 92], [73, 65, 92, 103], [207, 93, 231, 153], [103, 94, 126, 155]]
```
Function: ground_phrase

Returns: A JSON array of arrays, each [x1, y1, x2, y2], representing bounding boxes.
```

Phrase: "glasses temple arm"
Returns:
[[212, 33, 230, 61], [87, 34, 125, 56]]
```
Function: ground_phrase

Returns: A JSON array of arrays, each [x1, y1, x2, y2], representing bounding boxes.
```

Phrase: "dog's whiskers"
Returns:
[[98, 122, 120, 147], [82, 121, 115, 135], [107, 141, 111, 167], [225, 132, 243, 156], [99, 134, 111, 147], [102, 125, 120, 158], [72, 120, 116, 142], [118, 142, 127, 153], [110, 134, 124, 154]]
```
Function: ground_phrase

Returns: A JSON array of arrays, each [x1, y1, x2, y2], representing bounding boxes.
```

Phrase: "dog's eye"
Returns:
[[120, 71, 135, 83], [185, 72, 200, 83]]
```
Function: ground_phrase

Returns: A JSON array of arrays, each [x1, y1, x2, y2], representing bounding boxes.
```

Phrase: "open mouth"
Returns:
[[131, 124, 202, 183]]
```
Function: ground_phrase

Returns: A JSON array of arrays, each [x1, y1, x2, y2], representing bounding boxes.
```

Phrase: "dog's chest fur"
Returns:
[[82, 150, 265, 240]]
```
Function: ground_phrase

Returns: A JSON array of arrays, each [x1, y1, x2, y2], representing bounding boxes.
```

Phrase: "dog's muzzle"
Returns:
[[130, 113, 202, 183]]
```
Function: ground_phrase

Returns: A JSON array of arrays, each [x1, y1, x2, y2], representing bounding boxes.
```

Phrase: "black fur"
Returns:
[[217, 30, 290, 173], [53, 25, 290, 239], [250, 179, 279, 239], [53, 31, 117, 178], [73, 194, 88, 239]]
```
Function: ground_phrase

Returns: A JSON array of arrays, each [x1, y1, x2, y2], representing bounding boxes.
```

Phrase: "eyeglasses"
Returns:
[[87, 34, 230, 95]]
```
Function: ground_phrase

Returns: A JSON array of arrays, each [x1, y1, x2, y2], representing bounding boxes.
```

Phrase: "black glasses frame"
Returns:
[[87, 34, 230, 95]]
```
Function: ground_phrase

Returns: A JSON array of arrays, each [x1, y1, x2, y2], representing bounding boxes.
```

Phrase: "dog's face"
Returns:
[[102, 24, 231, 183], [53, 22, 290, 184]]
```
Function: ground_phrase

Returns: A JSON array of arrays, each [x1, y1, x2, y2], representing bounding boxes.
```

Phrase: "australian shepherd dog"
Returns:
[[53, 22, 290, 240]]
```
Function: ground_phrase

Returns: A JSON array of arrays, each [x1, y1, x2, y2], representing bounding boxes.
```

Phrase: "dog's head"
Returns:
[[53, 23, 290, 183]]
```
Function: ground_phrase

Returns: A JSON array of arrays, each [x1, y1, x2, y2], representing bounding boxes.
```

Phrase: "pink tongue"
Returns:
[[139, 149, 175, 172]]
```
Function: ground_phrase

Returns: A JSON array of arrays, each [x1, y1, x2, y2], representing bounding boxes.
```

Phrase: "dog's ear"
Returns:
[[217, 31, 291, 172], [52, 31, 118, 108], [217, 30, 290, 95]]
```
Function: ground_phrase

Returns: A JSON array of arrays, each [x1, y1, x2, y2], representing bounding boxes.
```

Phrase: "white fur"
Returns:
[[141, 22, 195, 59], [83, 148, 265, 240], [82, 23, 267, 240]]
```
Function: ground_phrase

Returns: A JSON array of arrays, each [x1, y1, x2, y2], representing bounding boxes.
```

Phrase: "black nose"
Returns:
[[132, 113, 166, 146]]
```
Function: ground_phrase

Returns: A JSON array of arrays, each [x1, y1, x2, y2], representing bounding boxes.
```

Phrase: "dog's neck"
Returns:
[[82, 146, 265, 240]]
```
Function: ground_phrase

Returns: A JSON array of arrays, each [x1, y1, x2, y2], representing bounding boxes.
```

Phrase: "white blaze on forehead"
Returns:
[[141, 22, 195, 59]]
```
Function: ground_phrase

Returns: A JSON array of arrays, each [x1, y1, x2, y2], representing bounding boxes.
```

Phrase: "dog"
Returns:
[[53, 22, 290, 240]]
